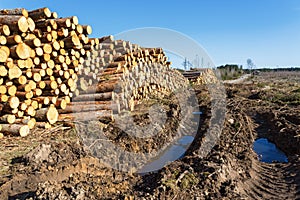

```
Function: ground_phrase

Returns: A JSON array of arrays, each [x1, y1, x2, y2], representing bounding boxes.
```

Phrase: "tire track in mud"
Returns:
[[240, 157, 300, 200], [224, 90, 300, 200], [237, 113, 300, 200]]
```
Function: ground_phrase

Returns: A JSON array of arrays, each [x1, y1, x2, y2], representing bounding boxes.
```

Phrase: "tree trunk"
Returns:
[[0, 15, 28, 32], [58, 102, 119, 114], [72, 92, 113, 101], [0, 8, 28, 17], [1, 124, 30, 137], [35, 104, 58, 124], [28, 7, 52, 20], [10, 43, 32, 59], [58, 110, 113, 122]]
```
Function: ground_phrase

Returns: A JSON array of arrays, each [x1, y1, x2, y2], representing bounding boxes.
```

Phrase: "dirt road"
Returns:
[[224, 74, 251, 84]]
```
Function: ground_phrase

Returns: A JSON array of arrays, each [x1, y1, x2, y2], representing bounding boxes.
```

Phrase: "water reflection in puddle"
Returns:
[[138, 136, 194, 174], [253, 138, 288, 163], [138, 111, 201, 174]]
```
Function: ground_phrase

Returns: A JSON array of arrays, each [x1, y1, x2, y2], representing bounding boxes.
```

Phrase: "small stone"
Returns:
[[228, 119, 234, 124]]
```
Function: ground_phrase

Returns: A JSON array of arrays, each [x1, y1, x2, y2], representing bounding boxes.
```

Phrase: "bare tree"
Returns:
[[247, 58, 255, 76]]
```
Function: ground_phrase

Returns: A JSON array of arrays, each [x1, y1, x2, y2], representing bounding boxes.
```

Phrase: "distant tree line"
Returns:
[[217, 64, 243, 80], [254, 67, 300, 72]]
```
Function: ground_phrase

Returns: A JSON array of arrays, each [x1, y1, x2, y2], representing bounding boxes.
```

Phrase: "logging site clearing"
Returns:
[[0, 7, 299, 200]]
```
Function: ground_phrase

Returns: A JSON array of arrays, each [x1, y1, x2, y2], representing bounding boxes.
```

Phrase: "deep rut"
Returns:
[[239, 141, 300, 199]]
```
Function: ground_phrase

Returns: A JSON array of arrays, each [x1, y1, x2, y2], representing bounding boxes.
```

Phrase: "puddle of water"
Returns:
[[193, 112, 203, 115], [177, 135, 194, 146], [138, 111, 201, 174], [138, 136, 194, 174], [253, 138, 288, 163]]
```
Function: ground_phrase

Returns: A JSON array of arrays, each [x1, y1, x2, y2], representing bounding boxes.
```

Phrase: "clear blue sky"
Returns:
[[1, 0, 300, 68]]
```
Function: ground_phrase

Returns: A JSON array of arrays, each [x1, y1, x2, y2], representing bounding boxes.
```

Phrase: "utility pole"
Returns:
[[182, 58, 193, 70], [183, 58, 187, 70]]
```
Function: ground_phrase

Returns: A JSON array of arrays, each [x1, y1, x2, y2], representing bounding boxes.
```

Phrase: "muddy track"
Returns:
[[242, 114, 300, 199], [241, 158, 300, 200], [231, 74, 300, 200], [238, 118, 300, 200]]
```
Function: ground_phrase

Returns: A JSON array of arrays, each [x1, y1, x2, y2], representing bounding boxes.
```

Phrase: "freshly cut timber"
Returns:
[[0, 15, 29, 32], [27, 17, 36, 31], [63, 35, 81, 48], [0, 25, 10, 36], [0, 114, 16, 124], [35, 104, 58, 124], [9, 96, 19, 109], [24, 38, 41, 48], [181, 68, 218, 85], [8, 65, 22, 79], [14, 117, 36, 129], [1, 124, 30, 137], [82, 25, 92, 35], [81, 82, 117, 94], [58, 102, 119, 114], [0, 47, 9, 62], [28, 7, 52, 20], [0, 35, 7, 45], [10, 43, 32, 59], [35, 121, 52, 129], [0, 65, 7, 76], [6, 35, 22, 45], [0, 8, 28, 17], [72, 92, 114, 101], [58, 110, 113, 122], [98, 35, 114, 43], [0, 6, 182, 139]]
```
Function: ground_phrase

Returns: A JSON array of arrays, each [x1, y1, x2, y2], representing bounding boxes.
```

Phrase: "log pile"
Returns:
[[0, 7, 93, 136], [62, 35, 188, 123], [182, 68, 218, 85], [0, 7, 190, 137]]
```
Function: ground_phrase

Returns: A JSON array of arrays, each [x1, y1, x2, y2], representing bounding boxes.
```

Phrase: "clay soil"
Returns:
[[0, 71, 299, 199]]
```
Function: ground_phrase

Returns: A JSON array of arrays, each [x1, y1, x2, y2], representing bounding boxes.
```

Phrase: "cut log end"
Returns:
[[19, 125, 30, 137], [1, 124, 30, 137], [18, 16, 29, 32], [0, 48, 9, 62], [47, 104, 59, 124], [9, 96, 19, 109], [12, 43, 32, 59]]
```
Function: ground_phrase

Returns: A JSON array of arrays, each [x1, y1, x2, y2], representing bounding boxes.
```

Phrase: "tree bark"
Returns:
[[0, 25, 10, 36], [28, 7, 52, 20], [35, 104, 58, 124], [10, 43, 32, 59], [72, 92, 113, 102], [1, 124, 30, 137], [0, 15, 28, 33], [58, 102, 119, 114], [0, 8, 28, 17], [58, 110, 113, 122]]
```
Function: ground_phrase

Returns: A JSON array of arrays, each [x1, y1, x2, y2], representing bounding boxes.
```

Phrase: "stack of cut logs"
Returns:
[[0, 7, 93, 137], [182, 68, 218, 85], [61, 35, 188, 123], [0, 7, 189, 137]]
